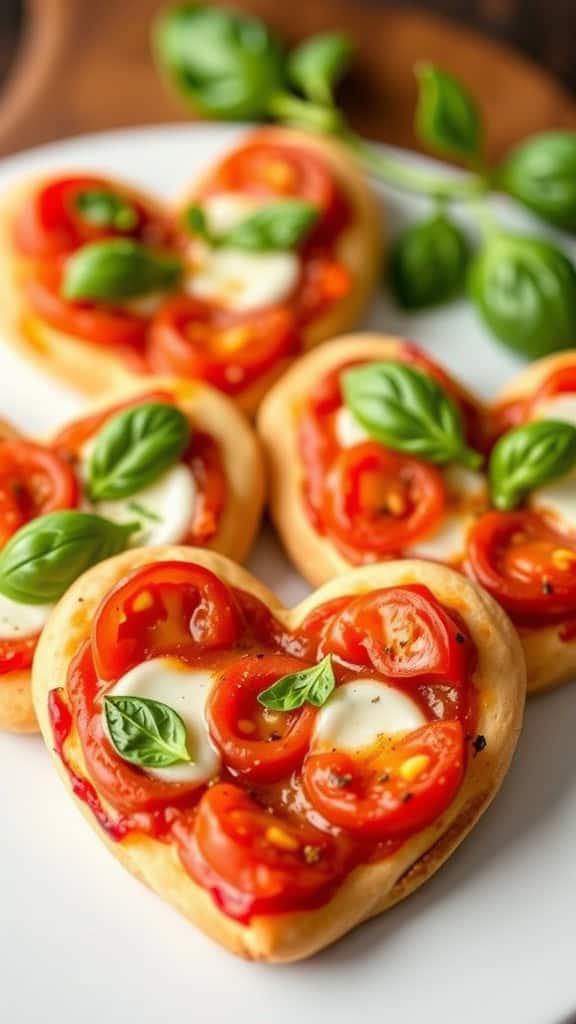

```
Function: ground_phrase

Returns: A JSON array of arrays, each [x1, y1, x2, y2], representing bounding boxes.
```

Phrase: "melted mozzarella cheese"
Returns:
[[407, 513, 475, 563], [529, 469, 576, 534], [105, 657, 221, 783], [0, 592, 53, 640], [532, 393, 576, 428], [202, 192, 260, 234], [443, 464, 487, 502], [312, 679, 426, 754], [334, 406, 371, 448], [87, 463, 197, 546], [185, 244, 299, 313]]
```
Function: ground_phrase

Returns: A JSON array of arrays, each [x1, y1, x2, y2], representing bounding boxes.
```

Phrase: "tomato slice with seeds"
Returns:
[[323, 585, 472, 684], [466, 510, 576, 621], [0, 438, 78, 544], [0, 634, 39, 675], [92, 561, 240, 681], [303, 720, 465, 840], [321, 442, 446, 560], [207, 654, 316, 783], [174, 782, 347, 921], [147, 296, 299, 394], [185, 431, 226, 545]]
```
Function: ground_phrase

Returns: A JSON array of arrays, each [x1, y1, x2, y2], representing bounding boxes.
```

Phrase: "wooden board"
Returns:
[[1, 0, 575, 159]]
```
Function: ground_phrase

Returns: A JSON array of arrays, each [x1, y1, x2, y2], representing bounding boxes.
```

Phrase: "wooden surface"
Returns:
[[0, 0, 575, 159]]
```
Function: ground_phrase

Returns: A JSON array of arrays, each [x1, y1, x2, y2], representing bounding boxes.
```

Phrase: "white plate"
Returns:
[[0, 124, 574, 1024]]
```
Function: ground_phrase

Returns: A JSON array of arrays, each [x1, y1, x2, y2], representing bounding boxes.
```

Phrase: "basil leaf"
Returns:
[[390, 211, 469, 309], [104, 695, 192, 768], [415, 63, 482, 164], [287, 32, 353, 107], [153, 4, 286, 120], [342, 361, 482, 468], [258, 654, 335, 711], [184, 203, 213, 242], [0, 511, 137, 605], [88, 401, 191, 501], [468, 233, 576, 359], [499, 132, 576, 231], [63, 240, 183, 301], [221, 199, 318, 251], [489, 419, 576, 511], [75, 189, 138, 231]]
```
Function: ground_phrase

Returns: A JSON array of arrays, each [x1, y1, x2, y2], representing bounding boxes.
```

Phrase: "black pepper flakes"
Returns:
[[402, 792, 413, 803], [267, 732, 282, 742], [472, 734, 487, 756], [542, 579, 554, 595], [371, 696, 381, 704], [329, 771, 353, 788], [455, 632, 465, 644]]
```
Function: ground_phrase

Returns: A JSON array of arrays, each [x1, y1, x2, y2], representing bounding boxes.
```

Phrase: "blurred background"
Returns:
[[0, 0, 575, 158]]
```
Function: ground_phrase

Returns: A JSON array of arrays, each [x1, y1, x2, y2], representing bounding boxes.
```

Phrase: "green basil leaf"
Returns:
[[415, 63, 482, 164], [220, 199, 318, 251], [63, 240, 183, 301], [342, 361, 482, 468], [258, 654, 335, 711], [468, 233, 576, 358], [0, 511, 137, 605], [88, 401, 191, 501], [104, 695, 192, 768], [287, 32, 353, 107], [153, 3, 286, 120], [75, 189, 138, 231], [489, 419, 576, 510], [389, 211, 470, 309], [498, 132, 576, 231], [184, 203, 213, 242]]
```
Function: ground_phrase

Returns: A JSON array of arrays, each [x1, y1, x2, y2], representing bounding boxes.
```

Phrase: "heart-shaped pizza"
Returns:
[[258, 335, 576, 694], [33, 546, 525, 962], [0, 378, 263, 733], [0, 128, 380, 414]]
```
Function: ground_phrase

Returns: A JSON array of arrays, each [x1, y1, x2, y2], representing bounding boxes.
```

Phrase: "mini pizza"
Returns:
[[0, 378, 263, 733], [33, 546, 524, 962], [0, 128, 380, 414], [258, 335, 576, 694]]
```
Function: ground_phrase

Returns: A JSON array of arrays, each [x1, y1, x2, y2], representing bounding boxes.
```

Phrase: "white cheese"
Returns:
[[443, 464, 487, 502], [312, 679, 426, 754], [532, 393, 576, 428], [0, 592, 53, 640], [185, 244, 300, 313], [407, 512, 474, 563], [530, 469, 576, 535], [201, 192, 260, 234], [334, 406, 371, 448], [104, 657, 221, 784]]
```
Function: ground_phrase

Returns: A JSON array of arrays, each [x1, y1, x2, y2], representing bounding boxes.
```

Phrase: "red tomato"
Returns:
[[92, 561, 240, 681], [13, 175, 170, 260], [466, 510, 576, 621], [0, 634, 39, 675], [174, 783, 347, 921], [323, 585, 472, 684], [533, 365, 576, 402], [207, 654, 316, 783], [295, 257, 350, 323], [303, 720, 465, 840], [0, 439, 78, 544], [147, 296, 299, 394], [25, 261, 148, 350], [321, 442, 446, 559], [185, 431, 226, 545]]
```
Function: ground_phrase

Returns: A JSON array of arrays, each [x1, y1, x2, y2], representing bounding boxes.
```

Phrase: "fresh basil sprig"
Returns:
[[258, 654, 335, 711], [499, 132, 576, 231], [0, 511, 137, 605], [342, 361, 482, 469], [63, 240, 183, 302], [389, 210, 469, 309], [415, 63, 483, 166], [185, 198, 318, 251], [489, 419, 576, 511], [75, 189, 138, 231], [88, 402, 190, 501], [104, 695, 192, 768], [287, 32, 353, 107]]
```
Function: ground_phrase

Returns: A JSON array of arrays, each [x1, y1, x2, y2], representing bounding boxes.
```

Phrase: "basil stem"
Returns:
[[258, 654, 335, 711], [63, 240, 183, 302], [104, 695, 192, 768], [489, 419, 576, 511], [0, 511, 138, 605], [88, 402, 191, 501]]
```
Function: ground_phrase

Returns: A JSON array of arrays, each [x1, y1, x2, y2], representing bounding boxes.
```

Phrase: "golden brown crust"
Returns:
[[491, 351, 576, 694], [33, 546, 525, 962], [0, 377, 264, 733], [0, 129, 381, 413]]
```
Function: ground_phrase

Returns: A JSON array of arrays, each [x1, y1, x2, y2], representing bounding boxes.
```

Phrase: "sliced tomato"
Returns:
[[92, 561, 240, 681], [0, 634, 39, 675], [0, 438, 78, 544], [185, 431, 226, 545], [466, 510, 576, 621], [492, 365, 576, 439], [533, 365, 576, 402], [147, 296, 299, 394], [303, 720, 465, 840], [207, 654, 316, 783], [173, 783, 347, 921], [321, 442, 446, 560], [13, 175, 170, 260], [295, 256, 350, 324], [25, 261, 148, 351], [323, 585, 473, 684]]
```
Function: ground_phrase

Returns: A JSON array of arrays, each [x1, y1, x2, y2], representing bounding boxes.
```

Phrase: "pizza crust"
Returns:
[[0, 377, 264, 733], [32, 545, 525, 962], [0, 130, 381, 414]]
